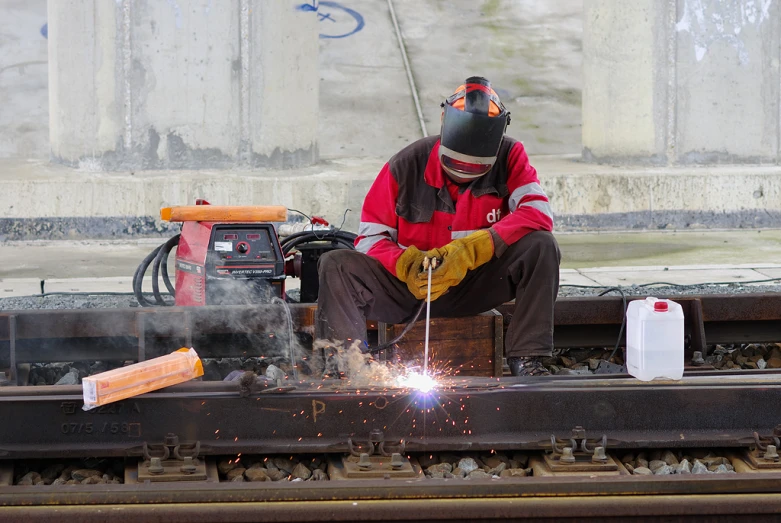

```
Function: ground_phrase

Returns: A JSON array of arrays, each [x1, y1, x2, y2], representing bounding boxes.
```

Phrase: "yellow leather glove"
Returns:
[[415, 230, 494, 301], [395, 246, 428, 300]]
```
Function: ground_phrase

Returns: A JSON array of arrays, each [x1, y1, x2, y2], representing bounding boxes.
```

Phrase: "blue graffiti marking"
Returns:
[[40, 23, 48, 39], [297, 1, 364, 39], [317, 1, 364, 39], [296, 2, 318, 12]]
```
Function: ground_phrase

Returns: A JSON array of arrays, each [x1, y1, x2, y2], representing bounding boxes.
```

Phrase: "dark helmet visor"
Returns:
[[440, 103, 509, 160]]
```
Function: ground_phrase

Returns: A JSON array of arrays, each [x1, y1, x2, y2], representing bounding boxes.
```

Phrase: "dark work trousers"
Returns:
[[315, 231, 561, 358]]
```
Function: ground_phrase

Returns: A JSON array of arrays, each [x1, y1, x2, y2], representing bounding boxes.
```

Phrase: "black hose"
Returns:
[[282, 229, 356, 243], [133, 244, 164, 307], [151, 234, 180, 304], [282, 235, 356, 254], [133, 234, 180, 307], [160, 234, 179, 296], [280, 229, 357, 255]]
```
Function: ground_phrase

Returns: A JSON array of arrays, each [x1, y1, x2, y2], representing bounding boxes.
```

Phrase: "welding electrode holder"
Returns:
[[422, 256, 440, 271]]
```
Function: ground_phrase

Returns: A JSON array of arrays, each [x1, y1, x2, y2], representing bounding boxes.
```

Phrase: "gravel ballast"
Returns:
[[2, 283, 780, 310]]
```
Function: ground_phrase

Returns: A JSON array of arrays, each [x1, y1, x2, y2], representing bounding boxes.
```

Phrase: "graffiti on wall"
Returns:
[[297, 1, 364, 39], [676, 0, 773, 64]]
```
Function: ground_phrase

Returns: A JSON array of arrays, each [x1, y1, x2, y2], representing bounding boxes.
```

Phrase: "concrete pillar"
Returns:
[[583, 0, 780, 164], [47, 0, 318, 170]]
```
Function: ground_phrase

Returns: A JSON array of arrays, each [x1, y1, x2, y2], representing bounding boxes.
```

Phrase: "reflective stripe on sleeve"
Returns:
[[355, 222, 399, 254], [357, 221, 398, 241], [355, 234, 389, 254], [519, 199, 554, 219], [509, 182, 547, 211]]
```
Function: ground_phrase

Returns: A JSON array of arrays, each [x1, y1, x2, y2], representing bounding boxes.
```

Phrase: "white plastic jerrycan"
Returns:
[[626, 297, 684, 381]]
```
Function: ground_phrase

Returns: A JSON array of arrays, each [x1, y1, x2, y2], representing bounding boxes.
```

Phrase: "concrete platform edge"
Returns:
[[3, 156, 781, 239], [3, 209, 781, 241]]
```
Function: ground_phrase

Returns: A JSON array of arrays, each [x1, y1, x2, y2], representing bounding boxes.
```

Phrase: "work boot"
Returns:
[[508, 357, 551, 377]]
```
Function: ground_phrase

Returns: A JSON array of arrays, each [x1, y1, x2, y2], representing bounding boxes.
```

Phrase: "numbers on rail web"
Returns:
[[57, 401, 143, 436], [60, 401, 141, 415], [60, 421, 142, 437]]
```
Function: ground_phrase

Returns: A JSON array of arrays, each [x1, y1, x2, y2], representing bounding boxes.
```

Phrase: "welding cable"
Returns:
[[279, 229, 358, 254], [362, 300, 427, 354], [278, 226, 427, 354], [597, 287, 628, 362], [151, 234, 180, 304], [132, 243, 164, 307], [132, 234, 179, 307]]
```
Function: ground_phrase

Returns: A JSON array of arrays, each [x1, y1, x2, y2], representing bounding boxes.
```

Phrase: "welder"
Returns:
[[316, 76, 560, 376]]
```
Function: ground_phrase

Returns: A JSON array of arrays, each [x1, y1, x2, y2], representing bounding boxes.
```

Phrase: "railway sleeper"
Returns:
[[5, 446, 781, 488]]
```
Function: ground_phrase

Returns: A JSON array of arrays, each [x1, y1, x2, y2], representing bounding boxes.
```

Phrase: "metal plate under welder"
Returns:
[[327, 455, 423, 480], [530, 453, 624, 476], [125, 458, 217, 483]]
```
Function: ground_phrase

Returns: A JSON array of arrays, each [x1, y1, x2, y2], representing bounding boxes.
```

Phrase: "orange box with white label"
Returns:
[[82, 348, 203, 410]]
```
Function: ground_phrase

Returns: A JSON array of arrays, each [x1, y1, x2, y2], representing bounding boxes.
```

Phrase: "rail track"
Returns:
[[1, 293, 781, 521]]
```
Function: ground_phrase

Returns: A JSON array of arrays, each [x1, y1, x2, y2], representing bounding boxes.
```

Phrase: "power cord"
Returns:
[[362, 300, 427, 355], [287, 208, 352, 240], [595, 287, 627, 362], [558, 276, 781, 363], [561, 276, 781, 289]]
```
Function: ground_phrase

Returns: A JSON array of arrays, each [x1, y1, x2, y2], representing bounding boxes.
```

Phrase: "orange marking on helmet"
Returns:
[[450, 83, 502, 116]]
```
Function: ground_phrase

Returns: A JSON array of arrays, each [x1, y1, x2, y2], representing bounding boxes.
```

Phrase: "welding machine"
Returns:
[[133, 201, 357, 307], [175, 221, 286, 306], [168, 202, 287, 306]]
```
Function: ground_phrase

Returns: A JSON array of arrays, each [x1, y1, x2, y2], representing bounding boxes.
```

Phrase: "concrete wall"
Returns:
[[47, 0, 318, 170], [0, 0, 49, 159], [4, 155, 781, 240], [583, 0, 780, 164]]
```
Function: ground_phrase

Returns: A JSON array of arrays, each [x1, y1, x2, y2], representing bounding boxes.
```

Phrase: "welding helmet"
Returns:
[[439, 77, 510, 180]]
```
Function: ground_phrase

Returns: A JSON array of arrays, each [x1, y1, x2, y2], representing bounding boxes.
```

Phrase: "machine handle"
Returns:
[[161, 205, 288, 222]]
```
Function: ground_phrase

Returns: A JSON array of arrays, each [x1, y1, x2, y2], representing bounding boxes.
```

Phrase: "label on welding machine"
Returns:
[[176, 260, 203, 274], [223, 268, 275, 276], [214, 241, 233, 252]]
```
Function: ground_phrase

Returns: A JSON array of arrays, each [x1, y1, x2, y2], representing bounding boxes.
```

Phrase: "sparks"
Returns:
[[396, 370, 437, 393]]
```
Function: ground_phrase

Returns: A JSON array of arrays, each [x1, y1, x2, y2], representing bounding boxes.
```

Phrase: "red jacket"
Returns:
[[355, 136, 553, 276]]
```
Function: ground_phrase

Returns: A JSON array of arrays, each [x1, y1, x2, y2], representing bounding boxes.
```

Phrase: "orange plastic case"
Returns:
[[82, 348, 204, 410]]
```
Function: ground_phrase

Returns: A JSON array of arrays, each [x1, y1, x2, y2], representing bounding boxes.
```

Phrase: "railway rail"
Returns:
[[1, 293, 781, 521]]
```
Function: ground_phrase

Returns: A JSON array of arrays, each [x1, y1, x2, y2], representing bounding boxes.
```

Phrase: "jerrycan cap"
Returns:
[[654, 301, 669, 312]]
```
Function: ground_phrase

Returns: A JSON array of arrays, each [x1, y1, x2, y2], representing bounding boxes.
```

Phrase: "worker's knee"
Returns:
[[317, 248, 361, 275], [505, 231, 561, 263], [532, 231, 561, 260]]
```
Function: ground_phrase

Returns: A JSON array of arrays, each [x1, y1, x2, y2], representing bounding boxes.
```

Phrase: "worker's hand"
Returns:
[[395, 246, 428, 300], [416, 230, 495, 300]]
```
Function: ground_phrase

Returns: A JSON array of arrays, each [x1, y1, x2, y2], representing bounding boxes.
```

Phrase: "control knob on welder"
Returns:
[[236, 242, 249, 254]]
